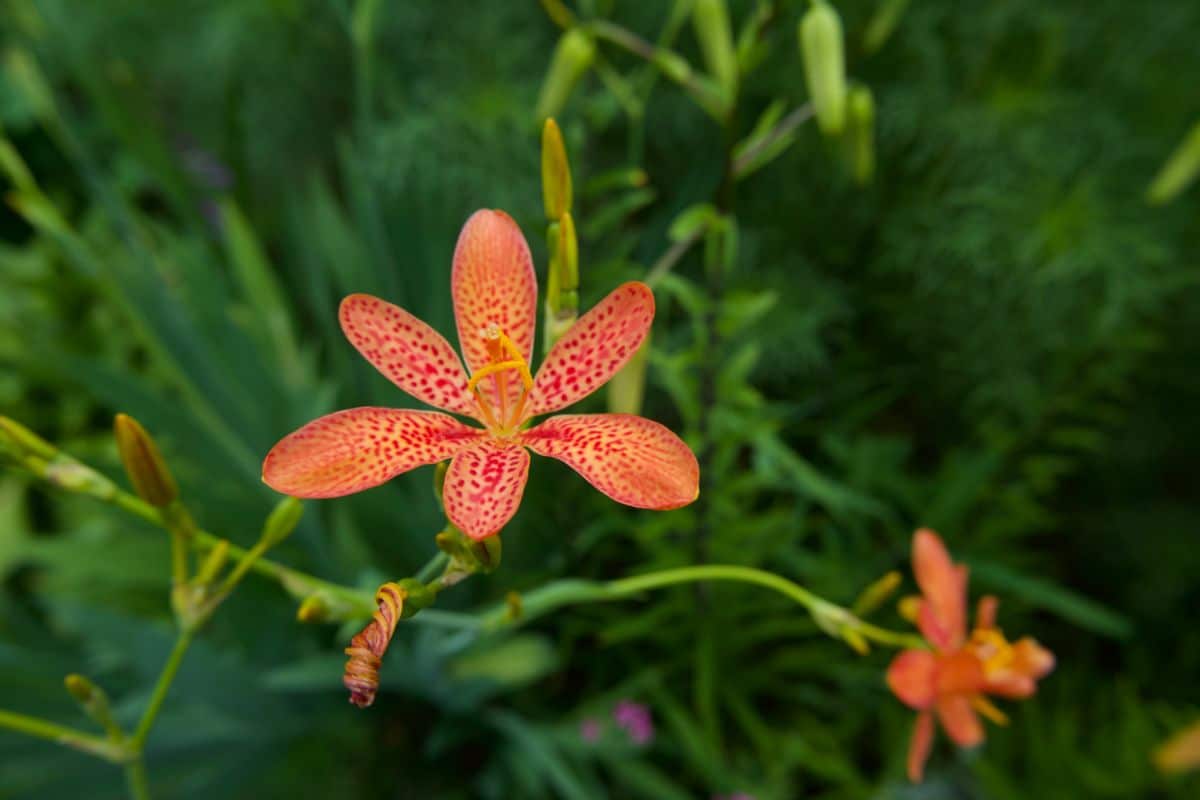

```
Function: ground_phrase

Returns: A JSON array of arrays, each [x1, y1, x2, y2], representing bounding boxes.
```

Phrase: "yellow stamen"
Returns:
[[971, 695, 1009, 726], [469, 327, 536, 434], [970, 628, 1016, 675]]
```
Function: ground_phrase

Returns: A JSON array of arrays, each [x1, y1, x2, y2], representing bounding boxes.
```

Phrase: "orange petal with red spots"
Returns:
[[528, 282, 655, 417], [522, 413, 698, 509], [1011, 637, 1055, 680], [340, 294, 476, 418], [443, 440, 531, 541], [907, 710, 935, 783], [935, 650, 986, 695], [451, 210, 537, 411], [912, 529, 968, 651], [935, 694, 984, 747], [262, 408, 481, 498], [887, 649, 938, 710]]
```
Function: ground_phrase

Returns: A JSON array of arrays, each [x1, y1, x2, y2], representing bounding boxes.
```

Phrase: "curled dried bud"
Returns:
[[113, 413, 177, 507], [799, 1, 847, 136], [536, 28, 595, 121], [541, 118, 572, 220], [344, 583, 407, 708]]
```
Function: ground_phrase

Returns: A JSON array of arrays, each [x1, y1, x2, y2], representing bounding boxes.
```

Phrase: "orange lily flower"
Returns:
[[886, 529, 1055, 782], [262, 209, 699, 541]]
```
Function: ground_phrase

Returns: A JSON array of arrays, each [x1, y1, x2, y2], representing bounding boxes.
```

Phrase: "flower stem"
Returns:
[[130, 630, 194, 750], [479, 565, 927, 651], [124, 760, 151, 800], [0, 708, 126, 762]]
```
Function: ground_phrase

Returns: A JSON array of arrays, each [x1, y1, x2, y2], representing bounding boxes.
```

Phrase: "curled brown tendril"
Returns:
[[343, 583, 406, 708]]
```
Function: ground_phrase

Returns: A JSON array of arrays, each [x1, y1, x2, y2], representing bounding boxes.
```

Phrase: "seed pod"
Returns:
[[799, 1, 847, 136], [541, 118, 572, 220], [847, 85, 876, 184], [692, 0, 738, 101], [113, 413, 177, 507], [535, 29, 595, 121]]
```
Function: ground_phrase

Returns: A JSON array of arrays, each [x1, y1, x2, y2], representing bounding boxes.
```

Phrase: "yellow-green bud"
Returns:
[[0, 415, 57, 460], [692, 0, 738, 101], [296, 593, 331, 623], [545, 212, 580, 351], [607, 336, 650, 415], [113, 413, 177, 507], [863, 0, 912, 54], [536, 29, 595, 121], [847, 85, 876, 184], [261, 496, 303, 548], [64, 673, 99, 705], [799, 1, 847, 136], [852, 569, 901, 616], [541, 118, 573, 220], [1147, 120, 1200, 205]]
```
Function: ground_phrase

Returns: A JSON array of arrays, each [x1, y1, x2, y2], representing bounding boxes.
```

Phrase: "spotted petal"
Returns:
[[451, 210, 537, 411], [340, 294, 476, 418], [912, 529, 968, 651], [907, 710, 935, 783], [262, 408, 481, 498], [935, 694, 984, 748], [528, 282, 655, 417], [443, 440, 531, 541], [522, 413, 698, 509], [887, 650, 938, 710]]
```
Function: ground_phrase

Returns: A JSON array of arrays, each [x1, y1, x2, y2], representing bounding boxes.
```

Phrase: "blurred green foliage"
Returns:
[[1, 0, 1198, 797]]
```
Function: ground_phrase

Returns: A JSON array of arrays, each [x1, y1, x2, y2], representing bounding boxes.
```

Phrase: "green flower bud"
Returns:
[[261, 496, 303, 548], [692, 0, 738, 101], [545, 212, 580, 351], [847, 85, 876, 184], [113, 413, 177, 507], [863, 0, 912, 54], [852, 569, 901, 616], [1147, 120, 1200, 205], [541, 118, 573, 220], [536, 29, 595, 121], [607, 336, 650, 415], [0, 415, 57, 461], [799, 1, 847, 136]]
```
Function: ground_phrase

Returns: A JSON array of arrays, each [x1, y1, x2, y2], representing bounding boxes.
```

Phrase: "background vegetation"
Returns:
[[1, 0, 1198, 797]]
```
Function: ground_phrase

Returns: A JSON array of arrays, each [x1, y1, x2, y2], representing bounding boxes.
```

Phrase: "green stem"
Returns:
[[130, 631, 194, 750], [416, 551, 450, 584], [124, 760, 151, 800], [479, 566, 927, 651], [0, 708, 126, 762]]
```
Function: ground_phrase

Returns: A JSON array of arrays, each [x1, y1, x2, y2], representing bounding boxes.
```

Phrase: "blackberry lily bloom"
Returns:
[[886, 529, 1054, 782], [262, 210, 699, 540]]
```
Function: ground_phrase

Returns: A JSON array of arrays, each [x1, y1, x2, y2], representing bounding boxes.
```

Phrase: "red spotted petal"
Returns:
[[907, 710, 935, 783], [528, 282, 655, 417], [451, 210, 537, 411], [522, 413, 698, 509], [935, 650, 986, 696], [912, 529, 968, 650], [935, 695, 984, 748], [443, 440, 531, 541], [887, 650, 938, 710], [340, 294, 476, 418], [262, 408, 481, 497]]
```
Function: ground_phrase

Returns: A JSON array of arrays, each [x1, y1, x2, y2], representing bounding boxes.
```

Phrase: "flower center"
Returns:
[[466, 324, 534, 436], [968, 628, 1015, 677]]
